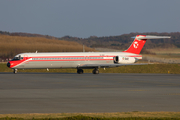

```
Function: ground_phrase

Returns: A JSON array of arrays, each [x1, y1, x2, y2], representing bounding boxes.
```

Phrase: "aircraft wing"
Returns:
[[78, 63, 149, 69]]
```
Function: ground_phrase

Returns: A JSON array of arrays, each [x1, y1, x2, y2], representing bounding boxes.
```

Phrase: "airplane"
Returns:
[[7, 35, 170, 74]]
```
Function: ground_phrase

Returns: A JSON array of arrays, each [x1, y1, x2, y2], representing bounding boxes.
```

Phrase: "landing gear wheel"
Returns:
[[13, 69, 18, 74], [92, 69, 99, 74], [77, 69, 84, 74]]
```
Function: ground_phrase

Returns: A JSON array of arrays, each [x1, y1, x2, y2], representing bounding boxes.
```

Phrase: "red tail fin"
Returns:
[[123, 35, 171, 54], [123, 35, 147, 54]]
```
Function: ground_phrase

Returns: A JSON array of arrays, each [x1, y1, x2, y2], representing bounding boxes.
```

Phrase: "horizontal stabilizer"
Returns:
[[132, 35, 171, 40], [124, 35, 171, 54]]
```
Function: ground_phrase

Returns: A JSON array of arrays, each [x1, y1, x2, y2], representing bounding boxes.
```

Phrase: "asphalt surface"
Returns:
[[0, 72, 180, 114]]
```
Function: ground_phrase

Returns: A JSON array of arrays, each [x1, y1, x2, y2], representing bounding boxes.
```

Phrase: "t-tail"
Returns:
[[123, 35, 171, 54]]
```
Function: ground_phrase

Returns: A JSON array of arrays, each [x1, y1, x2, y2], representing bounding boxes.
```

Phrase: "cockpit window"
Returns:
[[13, 56, 23, 60]]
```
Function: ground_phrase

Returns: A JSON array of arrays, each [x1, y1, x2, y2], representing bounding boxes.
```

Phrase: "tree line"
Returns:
[[1, 31, 180, 50], [59, 32, 180, 50]]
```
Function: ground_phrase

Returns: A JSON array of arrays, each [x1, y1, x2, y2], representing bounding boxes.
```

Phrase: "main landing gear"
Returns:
[[92, 68, 99, 74], [77, 69, 84, 74], [13, 69, 18, 74], [77, 68, 99, 74]]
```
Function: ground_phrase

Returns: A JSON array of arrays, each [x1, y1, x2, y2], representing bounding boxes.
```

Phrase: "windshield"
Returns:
[[13, 56, 23, 60]]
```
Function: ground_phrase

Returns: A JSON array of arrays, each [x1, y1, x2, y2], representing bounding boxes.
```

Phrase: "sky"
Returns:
[[0, 0, 180, 38]]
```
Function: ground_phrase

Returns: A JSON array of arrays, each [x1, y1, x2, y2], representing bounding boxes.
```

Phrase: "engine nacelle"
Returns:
[[114, 56, 137, 64]]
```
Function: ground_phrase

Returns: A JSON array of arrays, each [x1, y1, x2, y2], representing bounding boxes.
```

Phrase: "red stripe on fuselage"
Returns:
[[9, 57, 114, 68], [9, 55, 141, 68], [32, 56, 115, 58], [8, 58, 29, 68], [31, 59, 113, 62]]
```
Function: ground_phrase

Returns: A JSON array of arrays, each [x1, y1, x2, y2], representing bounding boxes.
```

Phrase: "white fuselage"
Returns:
[[8, 52, 142, 69]]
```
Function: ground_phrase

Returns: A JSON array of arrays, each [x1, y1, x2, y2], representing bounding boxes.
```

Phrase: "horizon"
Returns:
[[1, 30, 178, 39]]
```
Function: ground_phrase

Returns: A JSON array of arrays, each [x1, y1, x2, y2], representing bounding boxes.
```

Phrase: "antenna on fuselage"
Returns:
[[36, 50, 38, 53]]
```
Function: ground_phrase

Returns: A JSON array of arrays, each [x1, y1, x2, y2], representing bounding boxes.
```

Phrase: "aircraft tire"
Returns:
[[77, 69, 83, 74], [92, 69, 99, 74], [13, 69, 18, 74]]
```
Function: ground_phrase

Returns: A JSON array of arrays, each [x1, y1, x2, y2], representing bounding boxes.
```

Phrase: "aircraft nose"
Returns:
[[7, 62, 11, 68]]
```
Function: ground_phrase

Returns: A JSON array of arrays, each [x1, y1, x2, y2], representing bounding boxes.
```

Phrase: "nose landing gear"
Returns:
[[13, 69, 18, 74]]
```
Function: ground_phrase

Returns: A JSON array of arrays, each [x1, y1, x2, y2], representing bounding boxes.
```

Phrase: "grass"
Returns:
[[1, 63, 180, 74], [0, 112, 180, 120], [0, 35, 95, 59], [1, 117, 180, 120]]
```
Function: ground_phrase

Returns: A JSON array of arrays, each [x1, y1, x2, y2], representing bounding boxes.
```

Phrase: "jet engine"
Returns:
[[114, 56, 137, 64]]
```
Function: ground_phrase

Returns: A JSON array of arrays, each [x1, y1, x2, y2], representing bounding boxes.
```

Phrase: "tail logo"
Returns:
[[133, 41, 139, 49]]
